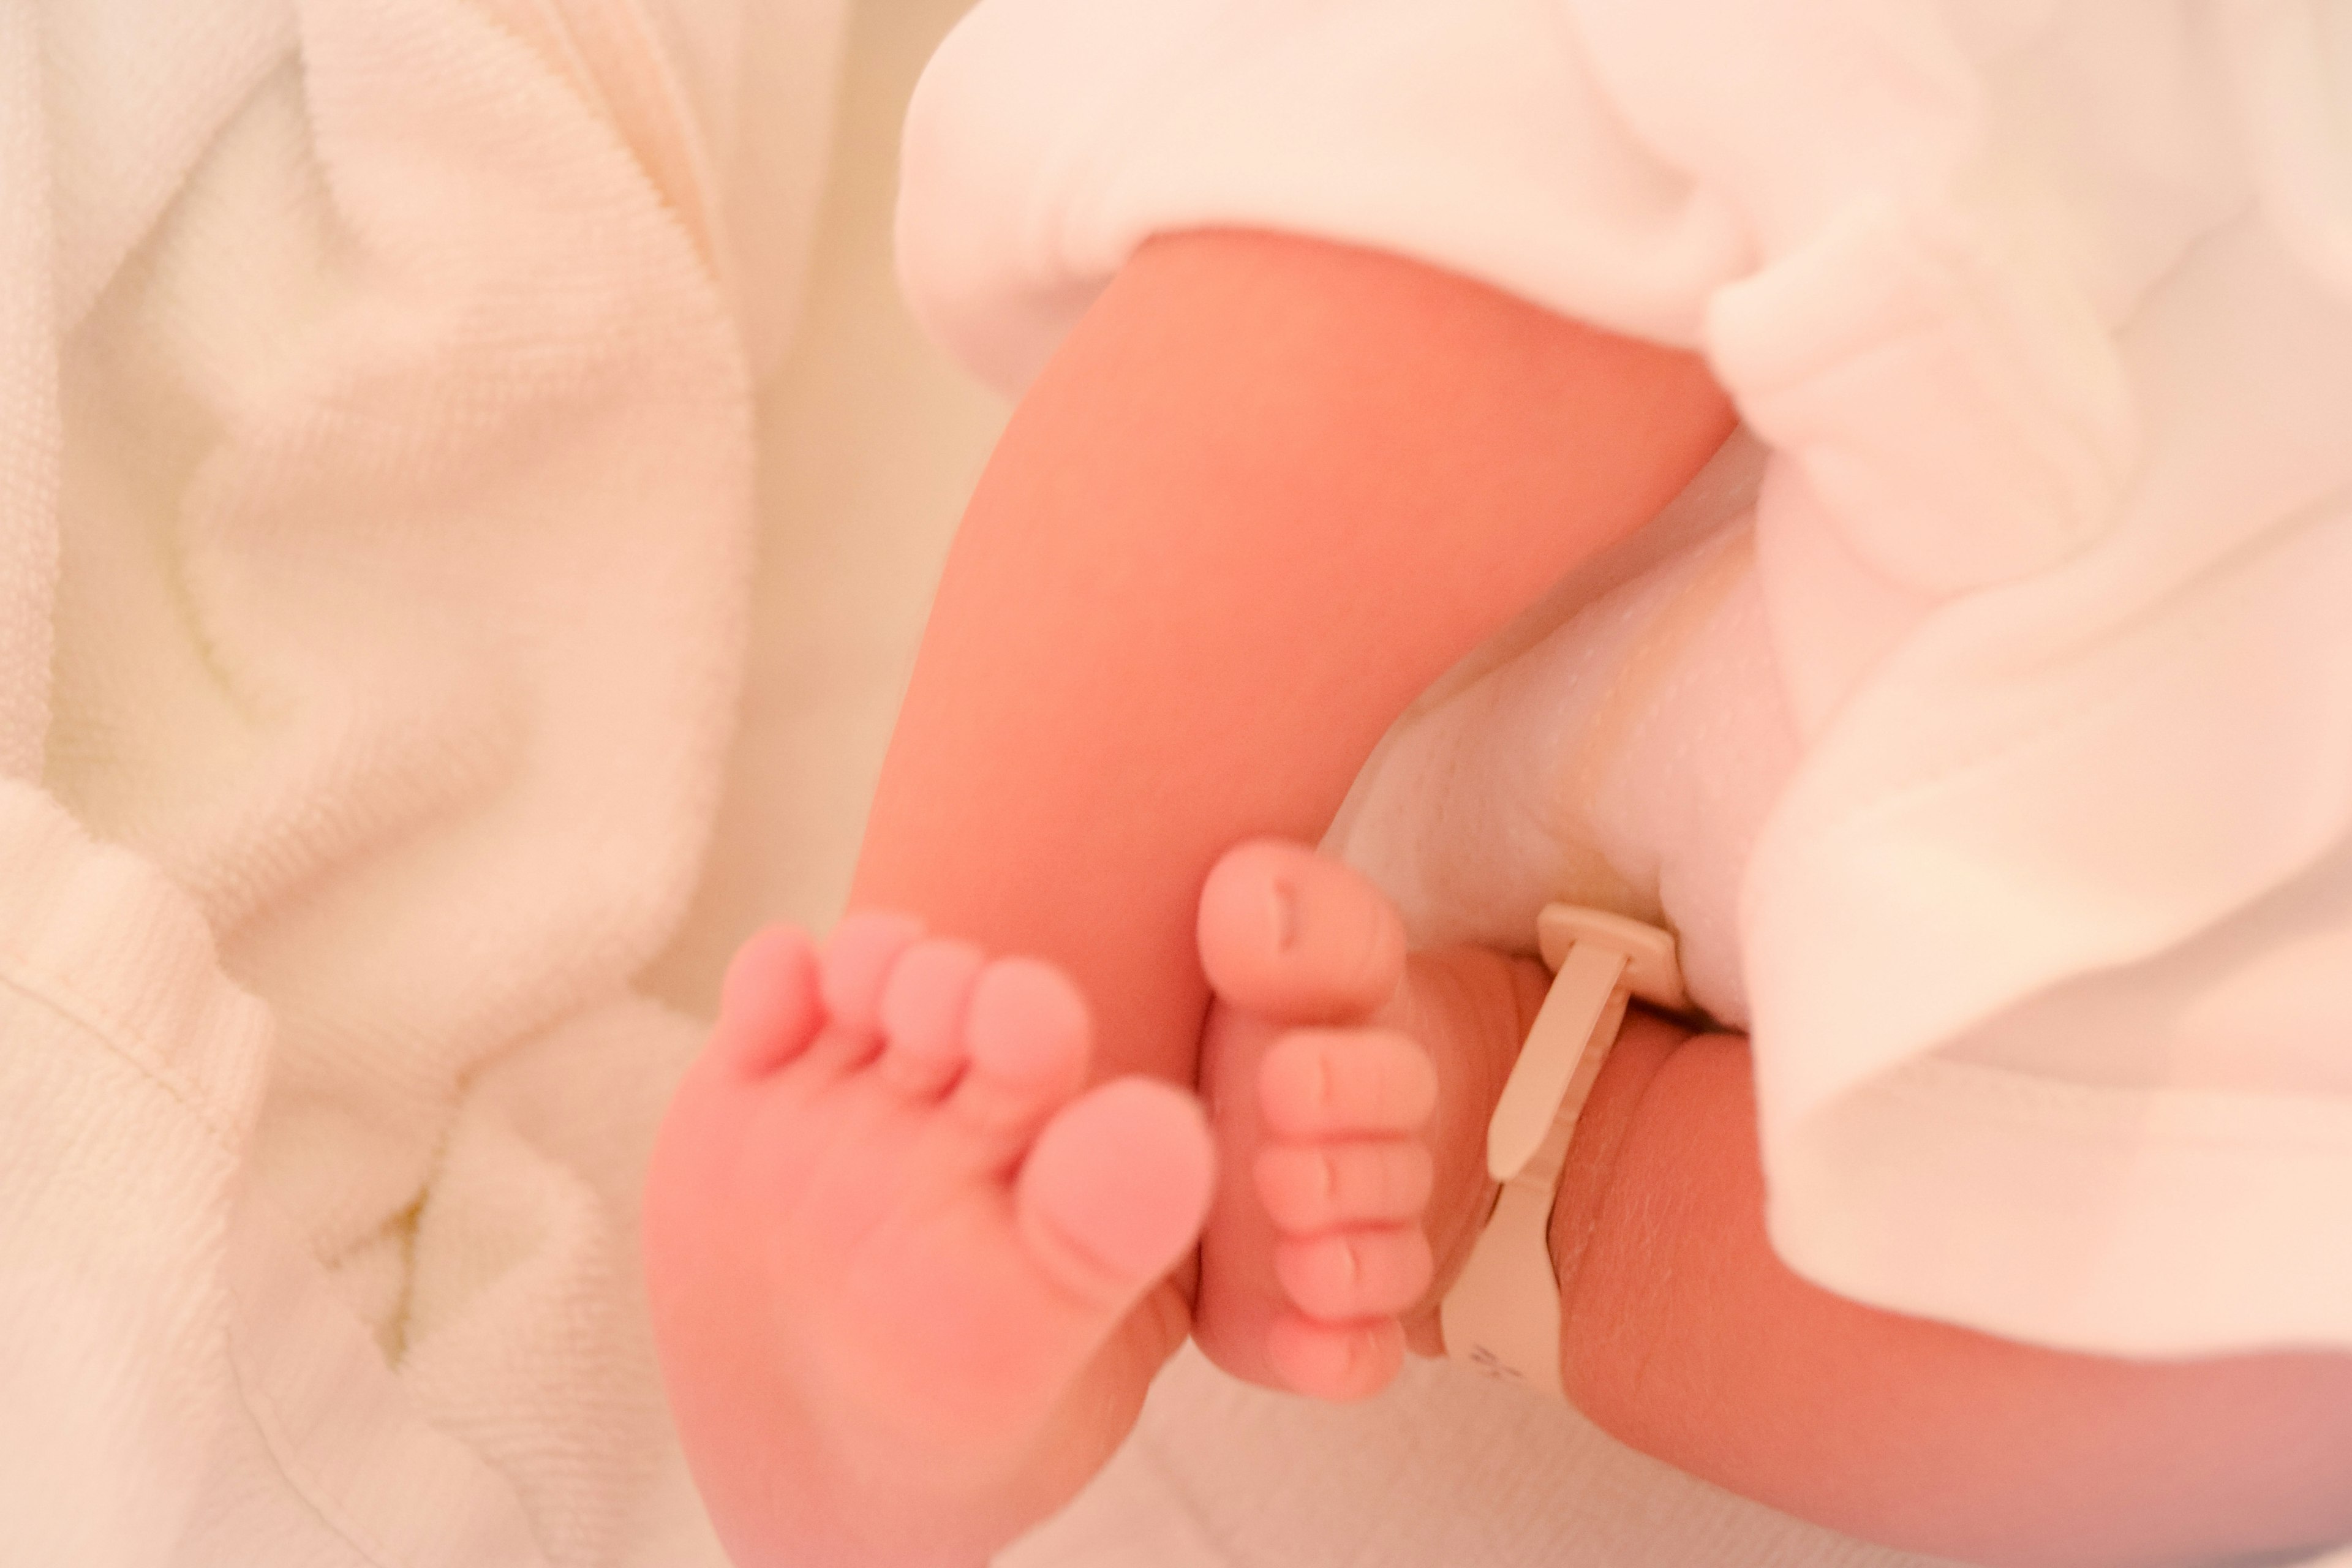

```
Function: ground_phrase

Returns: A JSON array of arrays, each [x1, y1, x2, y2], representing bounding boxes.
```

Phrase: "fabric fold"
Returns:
[[3, 0, 840, 1558]]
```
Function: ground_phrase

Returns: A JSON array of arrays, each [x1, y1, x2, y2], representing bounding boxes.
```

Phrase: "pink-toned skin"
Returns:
[[644, 914, 1215, 1568], [645, 232, 2352, 1568]]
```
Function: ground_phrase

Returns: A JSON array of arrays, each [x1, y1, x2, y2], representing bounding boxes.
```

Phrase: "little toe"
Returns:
[[1254, 1140, 1434, 1234], [876, 937, 986, 1098], [1197, 840, 1405, 1024], [1274, 1226, 1433, 1322], [1265, 1313, 1404, 1402], [946, 957, 1093, 1155], [1257, 1029, 1438, 1141], [710, 926, 823, 1077], [1016, 1078, 1215, 1310]]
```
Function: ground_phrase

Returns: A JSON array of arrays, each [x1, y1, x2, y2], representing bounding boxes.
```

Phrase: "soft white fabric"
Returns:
[[1001, 1343, 1959, 1568], [646, 0, 1011, 1011], [1327, 429, 1785, 1027], [898, 0, 2352, 1373], [1, 0, 839, 1559]]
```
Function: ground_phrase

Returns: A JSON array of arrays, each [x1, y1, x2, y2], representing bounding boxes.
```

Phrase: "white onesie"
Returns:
[[897, 0, 2352, 1366]]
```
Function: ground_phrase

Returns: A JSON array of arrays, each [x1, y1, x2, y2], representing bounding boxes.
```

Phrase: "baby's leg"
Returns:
[[722, 232, 1726, 1560], [851, 230, 1733, 1116], [1194, 842, 2352, 1567], [827, 228, 1728, 1510], [643, 918, 1212, 1567]]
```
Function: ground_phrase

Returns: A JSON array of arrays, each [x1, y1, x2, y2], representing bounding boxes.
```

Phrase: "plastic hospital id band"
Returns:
[[1439, 906, 1684, 1397]]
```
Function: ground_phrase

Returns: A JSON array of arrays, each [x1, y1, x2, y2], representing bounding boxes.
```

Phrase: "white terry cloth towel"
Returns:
[[0, 0, 839, 1560]]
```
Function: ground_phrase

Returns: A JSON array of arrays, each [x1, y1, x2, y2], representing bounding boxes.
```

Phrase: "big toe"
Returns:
[[1197, 840, 1406, 1024], [1018, 1080, 1215, 1309]]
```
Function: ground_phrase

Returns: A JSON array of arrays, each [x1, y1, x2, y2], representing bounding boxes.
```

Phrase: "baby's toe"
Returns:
[[710, 926, 823, 1077], [946, 957, 1093, 1159], [1257, 1028, 1438, 1141], [1265, 1314, 1404, 1403], [876, 937, 986, 1098], [816, 912, 924, 1068], [1254, 1140, 1434, 1233], [1017, 1079, 1215, 1309], [1198, 840, 1404, 1025], [1275, 1227, 1433, 1322]]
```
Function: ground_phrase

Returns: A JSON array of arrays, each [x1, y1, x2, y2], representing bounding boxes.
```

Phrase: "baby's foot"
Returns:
[[644, 916, 1215, 1567], [1191, 840, 1547, 1400]]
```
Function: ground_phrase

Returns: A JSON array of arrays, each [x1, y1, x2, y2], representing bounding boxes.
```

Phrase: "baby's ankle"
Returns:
[[1539, 1011, 1695, 1393], [1384, 943, 1555, 1357]]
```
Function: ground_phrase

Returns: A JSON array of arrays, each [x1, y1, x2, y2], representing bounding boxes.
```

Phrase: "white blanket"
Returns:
[[0, 0, 839, 1559]]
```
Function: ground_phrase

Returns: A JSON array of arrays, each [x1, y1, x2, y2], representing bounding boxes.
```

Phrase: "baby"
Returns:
[[642, 6, 2352, 1567]]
